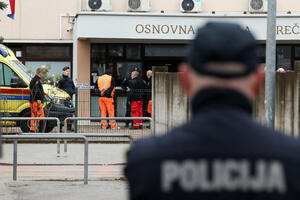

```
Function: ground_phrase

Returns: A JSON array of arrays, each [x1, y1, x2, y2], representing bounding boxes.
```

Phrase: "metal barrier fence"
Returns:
[[2, 133, 133, 184], [2, 134, 89, 184], [1, 117, 63, 155], [1, 117, 61, 133], [64, 116, 152, 133], [61, 117, 151, 154], [76, 88, 152, 120], [64, 116, 152, 142]]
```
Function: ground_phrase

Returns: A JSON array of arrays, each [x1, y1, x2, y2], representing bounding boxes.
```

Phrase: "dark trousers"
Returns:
[[125, 98, 131, 126]]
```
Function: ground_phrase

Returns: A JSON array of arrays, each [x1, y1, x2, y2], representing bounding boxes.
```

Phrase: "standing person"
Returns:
[[146, 70, 152, 117], [121, 72, 132, 127], [57, 66, 75, 131], [57, 66, 75, 98], [95, 69, 116, 129], [128, 70, 146, 129], [29, 66, 46, 132], [125, 22, 300, 199]]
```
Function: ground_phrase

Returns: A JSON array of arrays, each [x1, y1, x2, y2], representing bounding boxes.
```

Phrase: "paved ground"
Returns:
[[0, 179, 128, 200], [0, 143, 130, 200], [0, 143, 130, 164]]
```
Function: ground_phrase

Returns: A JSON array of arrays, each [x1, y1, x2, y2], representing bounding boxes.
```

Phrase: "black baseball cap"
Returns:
[[62, 66, 70, 71], [185, 22, 259, 78]]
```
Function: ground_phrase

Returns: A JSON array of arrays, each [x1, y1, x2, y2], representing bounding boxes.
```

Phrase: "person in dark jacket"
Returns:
[[57, 66, 75, 98], [121, 72, 132, 127], [125, 22, 300, 199], [145, 70, 152, 117], [29, 66, 46, 132], [128, 70, 146, 129]]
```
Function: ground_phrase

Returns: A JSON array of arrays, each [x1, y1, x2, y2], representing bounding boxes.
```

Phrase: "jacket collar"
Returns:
[[191, 87, 253, 115]]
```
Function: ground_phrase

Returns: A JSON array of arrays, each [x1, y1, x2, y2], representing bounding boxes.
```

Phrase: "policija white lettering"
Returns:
[[161, 159, 286, 193]]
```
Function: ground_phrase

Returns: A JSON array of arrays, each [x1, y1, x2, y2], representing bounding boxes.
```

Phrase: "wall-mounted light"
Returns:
[[66, 26, 73, 32]]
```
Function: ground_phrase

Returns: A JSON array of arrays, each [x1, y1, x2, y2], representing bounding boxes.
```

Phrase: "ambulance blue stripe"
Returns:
[[0, 95, 30, 100]]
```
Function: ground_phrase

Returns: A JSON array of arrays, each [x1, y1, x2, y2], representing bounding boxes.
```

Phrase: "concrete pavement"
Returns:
[[0, 179, 128, 200], [0, 143, 130, 165], [0, 143, 130, 200]]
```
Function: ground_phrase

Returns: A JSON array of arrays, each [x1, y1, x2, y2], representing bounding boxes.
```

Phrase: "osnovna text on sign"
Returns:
[[135, 24, 195, 35]]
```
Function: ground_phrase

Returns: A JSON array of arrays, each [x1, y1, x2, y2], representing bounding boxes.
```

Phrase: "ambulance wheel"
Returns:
[[19, 111, 54, 133], [20, 111, 31, 133]]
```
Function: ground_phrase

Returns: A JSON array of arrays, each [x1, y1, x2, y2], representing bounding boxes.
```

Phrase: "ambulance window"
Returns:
[[0, 63, 4, 85], [3, 64, 17, 86]]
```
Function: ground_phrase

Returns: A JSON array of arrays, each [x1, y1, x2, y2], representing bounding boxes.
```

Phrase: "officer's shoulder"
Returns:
[[127, 126, 186, 164], [259, 124, 300, 151]]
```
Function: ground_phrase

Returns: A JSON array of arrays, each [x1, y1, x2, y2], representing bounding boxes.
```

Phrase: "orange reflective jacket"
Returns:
[[97, 74, 115, 98]]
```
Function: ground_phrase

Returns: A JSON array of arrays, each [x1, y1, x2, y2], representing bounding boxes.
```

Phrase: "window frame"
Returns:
[[0, 62, 20, 87]]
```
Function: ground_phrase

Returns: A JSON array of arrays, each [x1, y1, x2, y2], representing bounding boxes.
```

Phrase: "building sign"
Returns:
[[135, 24, 195, 35], [77, 13, 300, 41]]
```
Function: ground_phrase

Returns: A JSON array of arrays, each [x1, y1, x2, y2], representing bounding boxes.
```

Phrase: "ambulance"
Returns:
[[0, 44, 74, 132]]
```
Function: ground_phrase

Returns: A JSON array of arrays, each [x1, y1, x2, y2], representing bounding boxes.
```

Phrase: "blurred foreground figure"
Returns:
[[125, 22, 300, 199]]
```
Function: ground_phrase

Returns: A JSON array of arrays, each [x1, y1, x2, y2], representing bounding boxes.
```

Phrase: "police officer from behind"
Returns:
[[29, 66, 46, 132], [125, 22, 300, 199], [57, 66, 75, 98]]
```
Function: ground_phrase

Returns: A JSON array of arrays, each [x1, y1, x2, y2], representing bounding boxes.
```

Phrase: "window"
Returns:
[[91, 44, 106, 61], [256, 45, 266, 64], [126, 45, 141, 59], [277, 46, 292, 70], [108, 44, 123, 57], [3, 64, 17, 86], [25, 61, 70, 81], [26, 45, 71, 59], [145, 44, 186, 57], [0, 63, 4, 85], [117, 62, 142, 83], [295, 46, 300, 58], [0, 63, 17, 86]]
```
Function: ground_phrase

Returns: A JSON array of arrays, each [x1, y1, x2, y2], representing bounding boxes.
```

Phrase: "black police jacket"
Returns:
[[128, 77, 146, 101], [29, 75, 44, 103], [57, 75, 75, 97], [125, 88, 300, 200]]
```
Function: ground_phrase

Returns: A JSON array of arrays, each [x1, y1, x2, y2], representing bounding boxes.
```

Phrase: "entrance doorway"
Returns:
[[143, 60, 182, 74]]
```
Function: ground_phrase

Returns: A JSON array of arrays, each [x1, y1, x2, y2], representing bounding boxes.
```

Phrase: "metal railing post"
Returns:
[[13, 140, 17, 181], [3, 134, 88, 184], [56, 118, 61, 156], [64, 118, 69, 133], [75, 88, 78, 133], [84, 137, 88, 184], [64, 140, 67, 154], [57, 139, 60, 155], [63, 118, 70, 155]]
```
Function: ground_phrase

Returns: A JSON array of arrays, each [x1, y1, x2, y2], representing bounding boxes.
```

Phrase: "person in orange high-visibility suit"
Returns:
[[147, 100, 152, 117], [29, 66, 46, 132], [96, 70, 117, 129]]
